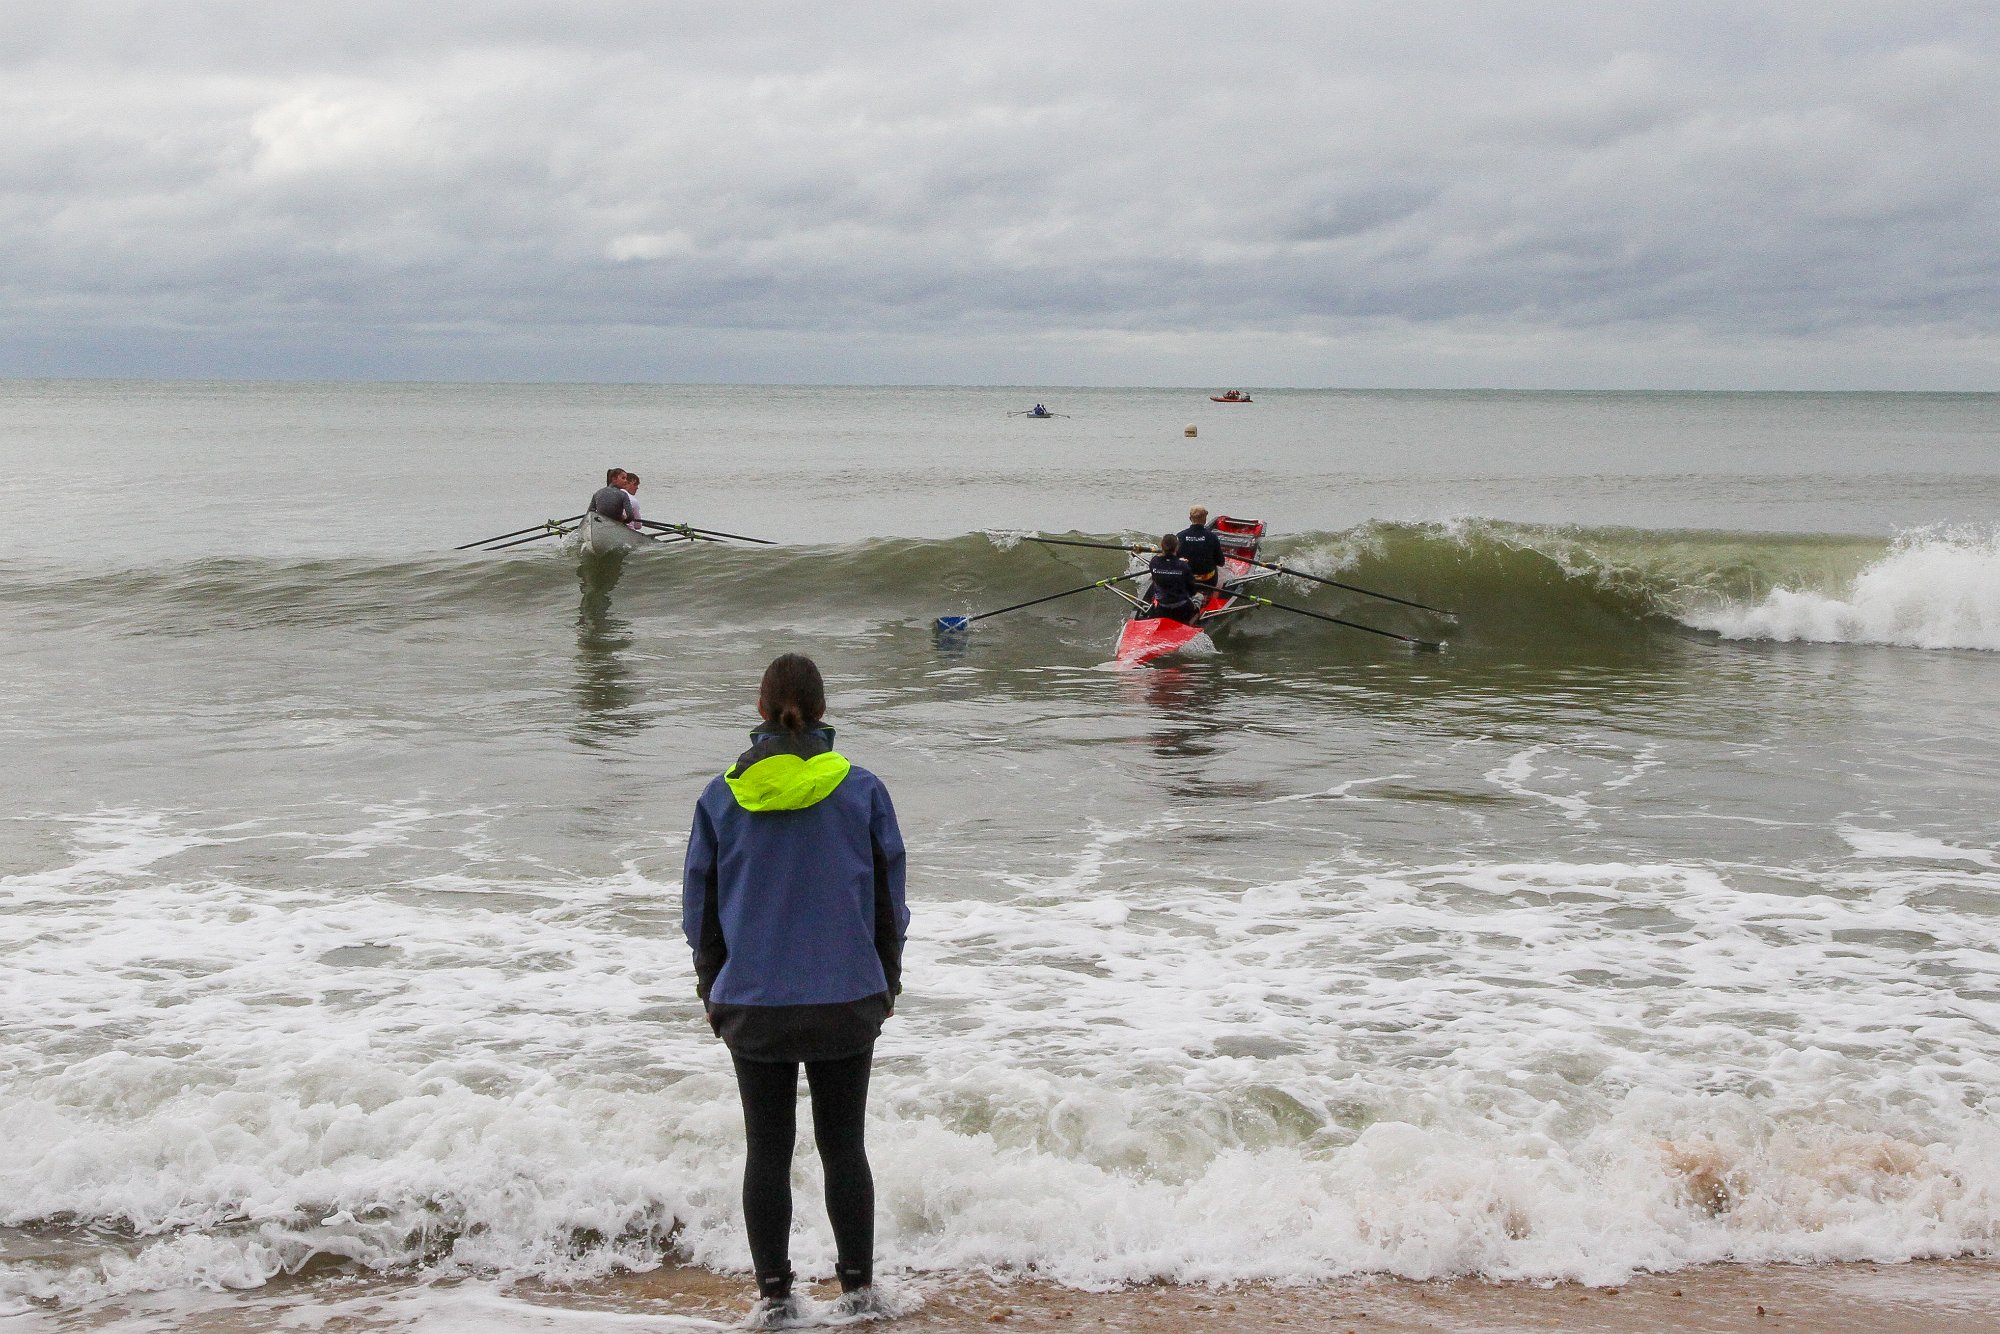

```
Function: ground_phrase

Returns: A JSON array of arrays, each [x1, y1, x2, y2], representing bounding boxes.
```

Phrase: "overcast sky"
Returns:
[[3, 2, 1996, 387]]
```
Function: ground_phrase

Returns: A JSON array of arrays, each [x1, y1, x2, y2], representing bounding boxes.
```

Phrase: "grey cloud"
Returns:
[[1, 2, 1997, 384]]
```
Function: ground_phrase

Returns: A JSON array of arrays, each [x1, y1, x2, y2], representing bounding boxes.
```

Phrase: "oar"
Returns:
[[457, 515, 585, 550], [1020, 536, 1152, 555], [1243, 557, 1457, 620], [1231, 592, 1446, 651], [483, 521, 578, 551], [639, 521, 720, 543], [937, 574, 1142, 632], [640, 520, 778, 546]]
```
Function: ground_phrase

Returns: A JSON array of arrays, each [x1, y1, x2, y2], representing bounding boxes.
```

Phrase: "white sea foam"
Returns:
[[1483, 744, 1599, 826], [1840, 826, 1999, 868], [6, 805, 2000, 1312], [1686, 528, 2000, 651]]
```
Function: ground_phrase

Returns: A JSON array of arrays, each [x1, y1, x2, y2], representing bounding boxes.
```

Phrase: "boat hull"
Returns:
[[575, 512, 651, 555], [1114, 609, 1215, 665]]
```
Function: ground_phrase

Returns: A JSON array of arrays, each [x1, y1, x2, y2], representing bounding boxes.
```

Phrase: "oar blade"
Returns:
[[935, 615, 972, 633]]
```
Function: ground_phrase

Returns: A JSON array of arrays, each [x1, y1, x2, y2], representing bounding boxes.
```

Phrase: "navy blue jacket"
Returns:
[[683, 725, 908, 1043], [1176, 524, 1224, 579], [1146, 553, 1198, 609]]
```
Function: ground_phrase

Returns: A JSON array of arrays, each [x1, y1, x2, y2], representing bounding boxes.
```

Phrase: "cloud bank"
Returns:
[[2, 2, 1996, 386]]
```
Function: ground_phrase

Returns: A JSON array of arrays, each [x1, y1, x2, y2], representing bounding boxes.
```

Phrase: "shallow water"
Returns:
[[2, 382, 1997, 1314]]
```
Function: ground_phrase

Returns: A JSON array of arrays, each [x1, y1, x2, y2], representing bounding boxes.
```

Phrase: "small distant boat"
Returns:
[[1011, 403, 1067, 418], [1209, 390, 1252, 403]]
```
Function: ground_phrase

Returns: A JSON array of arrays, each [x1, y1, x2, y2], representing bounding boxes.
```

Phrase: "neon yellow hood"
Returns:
[[724, 750, 853, 811]]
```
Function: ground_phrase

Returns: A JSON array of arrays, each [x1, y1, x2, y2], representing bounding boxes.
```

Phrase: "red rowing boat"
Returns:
[[1113, 516, 1271, 666], [1209, 391, 1252, 403]]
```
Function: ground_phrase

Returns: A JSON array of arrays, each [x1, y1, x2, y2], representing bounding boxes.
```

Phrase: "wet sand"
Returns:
[[38, 1259, 2000, 1332], [604, 1259, 2000, 1332]]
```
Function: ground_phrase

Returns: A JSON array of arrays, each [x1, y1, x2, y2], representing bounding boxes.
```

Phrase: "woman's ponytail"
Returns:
[[759, 653, 826, 733]]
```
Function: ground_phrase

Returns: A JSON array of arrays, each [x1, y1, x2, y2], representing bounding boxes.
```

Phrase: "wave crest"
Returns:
[[1682, 527, 2000, 651], [4, 521, 1991, 654]]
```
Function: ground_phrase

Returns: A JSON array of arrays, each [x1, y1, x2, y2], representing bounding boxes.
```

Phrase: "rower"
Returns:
[[619, 471, 645, 530], [589, 468, 637, 525], [1141, 534, 1201, 624], [1177, 506, 1224, 592]]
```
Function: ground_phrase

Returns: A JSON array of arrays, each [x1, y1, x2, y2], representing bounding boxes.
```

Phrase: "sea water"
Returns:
[[1, 382, 1997, 1317]]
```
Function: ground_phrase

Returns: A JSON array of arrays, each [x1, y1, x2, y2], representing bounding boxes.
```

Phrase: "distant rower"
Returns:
[[1176, 506, 1223, 590]]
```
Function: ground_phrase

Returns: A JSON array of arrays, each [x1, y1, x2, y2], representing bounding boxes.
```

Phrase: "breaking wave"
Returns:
[[2, 520, 1993, 654], [1679, 527, 2000, 651]]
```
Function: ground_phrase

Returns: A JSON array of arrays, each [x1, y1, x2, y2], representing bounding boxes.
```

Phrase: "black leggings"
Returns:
[[732, 1050, 875, 1296]]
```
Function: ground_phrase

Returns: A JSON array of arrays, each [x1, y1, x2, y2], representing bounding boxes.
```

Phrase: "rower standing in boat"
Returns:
[[1176, 506, 1224, 593], [1141, 534, 1201, 623], [589, 468, 637, 525]]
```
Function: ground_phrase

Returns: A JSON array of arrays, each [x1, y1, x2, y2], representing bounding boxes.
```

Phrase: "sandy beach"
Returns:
[[29, 1259, 1998, 1332]]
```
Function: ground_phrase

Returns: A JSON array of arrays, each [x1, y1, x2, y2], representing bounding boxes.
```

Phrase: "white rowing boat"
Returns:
[[572, 512, 653, 556]]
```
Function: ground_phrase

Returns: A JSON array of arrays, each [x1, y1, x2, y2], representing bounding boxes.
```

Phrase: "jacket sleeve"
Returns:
[[682, 796, 727, 1001], [870, 780, 909, 996]]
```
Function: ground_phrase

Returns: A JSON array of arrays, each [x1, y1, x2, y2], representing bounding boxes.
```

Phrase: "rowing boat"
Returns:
[[1114, 516, 1275, 666], [938, 525, 1449, 653]]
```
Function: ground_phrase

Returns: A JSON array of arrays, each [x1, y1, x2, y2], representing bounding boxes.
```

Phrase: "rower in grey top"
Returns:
[[589, 468, 636, 523]]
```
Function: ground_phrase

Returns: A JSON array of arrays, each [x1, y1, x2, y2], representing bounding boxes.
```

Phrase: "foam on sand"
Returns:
[[6, 809, 2000, 1310]]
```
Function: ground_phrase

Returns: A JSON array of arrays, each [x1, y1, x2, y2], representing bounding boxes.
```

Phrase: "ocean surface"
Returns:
[[2, 381, 1998, 1322]]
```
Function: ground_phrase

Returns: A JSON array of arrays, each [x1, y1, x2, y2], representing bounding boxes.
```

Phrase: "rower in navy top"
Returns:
[[1176, 505, 1224, 590], [1142, 533, 1200, 623]]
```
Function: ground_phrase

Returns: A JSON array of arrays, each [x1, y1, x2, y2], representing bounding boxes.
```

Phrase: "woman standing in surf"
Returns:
[[682, 653, 909, 1327]]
